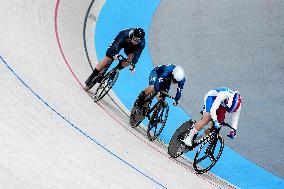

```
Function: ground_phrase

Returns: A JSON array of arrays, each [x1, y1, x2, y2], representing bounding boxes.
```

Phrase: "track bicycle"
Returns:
[[130, 91, 174, 141], [168, 119, 236, 174], [86, 55, 129, 102]]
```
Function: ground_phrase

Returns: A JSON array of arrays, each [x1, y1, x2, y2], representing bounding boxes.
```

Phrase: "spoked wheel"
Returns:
[[193, 134, 224, 174], [168, 120, 195, 158], [130, 94, 152, 128], [147, 102, 169, 141], [94, 69, 119, 102]]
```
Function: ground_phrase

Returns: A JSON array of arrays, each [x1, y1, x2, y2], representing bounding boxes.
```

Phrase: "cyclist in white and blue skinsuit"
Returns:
[[182, 87, 242, 147], [136, 64, 186, 108]]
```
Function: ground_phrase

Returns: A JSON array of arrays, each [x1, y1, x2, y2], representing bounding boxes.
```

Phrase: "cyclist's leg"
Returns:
[[181, 112, 211, 146], [197, 101, 227, 139], [136, 69, 157, 108], [182, 96, 214, 146], [96, 56, 113, 71], [85, 56, 113, 86], [136, 85, 155, 108]]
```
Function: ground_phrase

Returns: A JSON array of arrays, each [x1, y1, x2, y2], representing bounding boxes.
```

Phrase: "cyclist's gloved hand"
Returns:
[[213, 120, 220, 129], [129, 62, 135, 73], [129, 62, 135, 70], [113, 54, 119, 60], [173, 101, 178, 106], [227, 130, 236, 139]]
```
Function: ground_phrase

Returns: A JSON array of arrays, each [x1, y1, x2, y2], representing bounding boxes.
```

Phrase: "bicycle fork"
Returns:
[[205, 134, 219, 159]]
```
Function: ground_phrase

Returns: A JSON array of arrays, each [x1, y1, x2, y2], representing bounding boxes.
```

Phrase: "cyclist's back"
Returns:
[[154, 64, 177, 79]]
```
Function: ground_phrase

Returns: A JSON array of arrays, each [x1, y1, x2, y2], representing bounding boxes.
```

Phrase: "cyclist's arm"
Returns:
[[109, 32, 127, 57], [210, 91, 230, 123], [231, 104, 241, 131], [132, 40, 145, 65], [175, 78, 185, 101]]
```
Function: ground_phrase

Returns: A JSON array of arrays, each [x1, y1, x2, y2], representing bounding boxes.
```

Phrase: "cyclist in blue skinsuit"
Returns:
[[85, 28, 145, 90], [136, 64, 186, 108], [181, 87, 242, 147]]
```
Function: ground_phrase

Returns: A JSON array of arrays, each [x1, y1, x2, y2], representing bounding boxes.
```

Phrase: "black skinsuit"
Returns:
[[106, 28, 145, 65]]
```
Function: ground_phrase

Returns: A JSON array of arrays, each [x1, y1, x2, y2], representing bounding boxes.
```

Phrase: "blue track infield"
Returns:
[[94, 1, 284, 188]]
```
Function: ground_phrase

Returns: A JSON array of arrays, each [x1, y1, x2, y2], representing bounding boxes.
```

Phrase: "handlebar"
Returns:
[[117, 55, 135, 71], [159, 91, 175, 100], [220, 122, 236, 133], [117, 54, 128, 61]]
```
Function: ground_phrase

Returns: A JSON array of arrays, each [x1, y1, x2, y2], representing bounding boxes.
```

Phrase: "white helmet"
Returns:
[[172, 66, 185, 82]]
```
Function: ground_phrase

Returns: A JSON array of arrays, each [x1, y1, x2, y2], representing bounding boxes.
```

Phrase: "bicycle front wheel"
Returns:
[[147, 102, 169, 141], [193, 134, 224, 174]]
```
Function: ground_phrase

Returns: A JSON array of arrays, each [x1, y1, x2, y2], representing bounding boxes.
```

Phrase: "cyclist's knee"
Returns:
[[145, 85, 155, 95], [97, 56, 113, 70], [103, 56, 113, 64], [195, 112, 211, 130]]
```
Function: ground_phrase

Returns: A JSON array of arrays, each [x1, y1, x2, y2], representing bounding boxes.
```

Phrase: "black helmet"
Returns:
[[133, 28, 145, 40]]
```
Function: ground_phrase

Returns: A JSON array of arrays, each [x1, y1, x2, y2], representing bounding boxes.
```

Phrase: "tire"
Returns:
[[147, 102, 169, 141], [168, 120, 195, 158], [193, 134, 224, 174], [94, 70, 119, 102]]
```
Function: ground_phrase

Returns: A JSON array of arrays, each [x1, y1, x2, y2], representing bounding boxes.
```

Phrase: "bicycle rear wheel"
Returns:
[[168, 120, 194, 158], [94, 69, 119, 102], [147, 102, 169, 141], [193, 134, 224, 174], [130, 106, 144, 128]]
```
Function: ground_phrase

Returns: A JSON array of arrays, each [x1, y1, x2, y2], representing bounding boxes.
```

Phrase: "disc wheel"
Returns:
[[168, 120, 195, 158]]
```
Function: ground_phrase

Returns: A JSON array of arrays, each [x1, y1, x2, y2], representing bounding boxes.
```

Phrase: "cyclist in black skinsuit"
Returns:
[[85, 28, 146, 90]]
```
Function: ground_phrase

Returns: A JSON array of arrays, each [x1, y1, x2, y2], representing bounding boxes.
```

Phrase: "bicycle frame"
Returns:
[[179, 120, 236, 156], [143, 91, 173, 119], [93, 55, 129, 101]]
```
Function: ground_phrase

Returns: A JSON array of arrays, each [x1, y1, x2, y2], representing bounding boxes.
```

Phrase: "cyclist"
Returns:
[[181, 87, 241, 147], [85, 28, 146, 90], [136, 64, 186, 108]]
